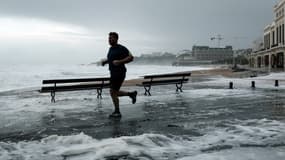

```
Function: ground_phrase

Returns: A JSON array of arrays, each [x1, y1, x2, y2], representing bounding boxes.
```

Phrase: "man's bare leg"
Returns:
[[118, 90, 137, 104], [117, 90, 129, 96], [110, 89, 120, 113], [110, 89, 137, 114]]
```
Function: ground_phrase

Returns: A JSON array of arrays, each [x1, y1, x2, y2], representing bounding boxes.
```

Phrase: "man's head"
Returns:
[[109, 32, 119, 46]]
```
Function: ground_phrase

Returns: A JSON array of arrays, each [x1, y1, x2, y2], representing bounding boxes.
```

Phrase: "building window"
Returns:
[[278, 26, 280, 44], [278, 26, 281, 44], [277, 27, 279, 44], [282, 24, 285, 45], [281, 25, 282, 44], [280, 25, 282, 44], [273, 31, 275, 45], [265, 55, 269, 66], [268, 34, 270, 48]]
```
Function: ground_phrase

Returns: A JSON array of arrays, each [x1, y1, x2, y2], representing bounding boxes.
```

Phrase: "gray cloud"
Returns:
[[0, 0, 279, 64]]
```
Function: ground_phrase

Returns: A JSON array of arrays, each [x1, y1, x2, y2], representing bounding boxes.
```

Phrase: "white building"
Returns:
[[192, 45, 233, 62], [250, 0, 285, 70]]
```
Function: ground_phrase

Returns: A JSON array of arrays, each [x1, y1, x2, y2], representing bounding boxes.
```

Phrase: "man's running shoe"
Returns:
[[129, 91, 137, 104], [109, 112, 122, 118]]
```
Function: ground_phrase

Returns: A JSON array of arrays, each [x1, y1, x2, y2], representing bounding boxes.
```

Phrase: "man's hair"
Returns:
[[109, 32, 119, 39]]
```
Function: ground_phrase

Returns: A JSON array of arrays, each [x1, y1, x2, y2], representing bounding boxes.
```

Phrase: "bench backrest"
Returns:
[[42, 77, 110, 84], [143, 72, 191, 79]]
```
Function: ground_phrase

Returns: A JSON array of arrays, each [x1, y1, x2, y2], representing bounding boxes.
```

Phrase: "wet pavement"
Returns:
[[1, 76, 285, 143]]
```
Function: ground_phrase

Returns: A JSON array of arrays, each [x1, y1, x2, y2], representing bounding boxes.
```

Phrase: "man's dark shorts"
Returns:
[[110, 72, 126, 91]]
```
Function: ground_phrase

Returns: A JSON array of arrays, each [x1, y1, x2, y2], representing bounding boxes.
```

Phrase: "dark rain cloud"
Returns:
[[0, 0, 280, 64]]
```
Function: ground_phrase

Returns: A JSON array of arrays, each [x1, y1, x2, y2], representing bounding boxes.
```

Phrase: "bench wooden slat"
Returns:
[[143, 73, 191, 79], [141, 79, 189, 86], [40, 83, 110, 93], [43, 77, 110, 84]]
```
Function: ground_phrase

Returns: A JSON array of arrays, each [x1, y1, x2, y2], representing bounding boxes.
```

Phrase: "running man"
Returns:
[[102, 32, 137, 118]]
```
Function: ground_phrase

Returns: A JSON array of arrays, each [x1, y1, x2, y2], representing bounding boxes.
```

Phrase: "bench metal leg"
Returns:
[[176, 83, 183, 92], [51, 91, 56, 103], [97, 89, 103, 99], [144, 86, 151, 96]]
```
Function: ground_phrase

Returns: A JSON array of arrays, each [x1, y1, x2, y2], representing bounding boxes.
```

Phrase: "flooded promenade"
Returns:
[[0, 70, 285, 159]]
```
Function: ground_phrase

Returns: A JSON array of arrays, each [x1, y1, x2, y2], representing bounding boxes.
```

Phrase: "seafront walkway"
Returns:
[[0, 68, 284, 141]]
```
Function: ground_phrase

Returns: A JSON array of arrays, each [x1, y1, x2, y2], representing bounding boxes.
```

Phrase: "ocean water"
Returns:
[[0, 64, 285, 160], [0, 64, 211, 92]]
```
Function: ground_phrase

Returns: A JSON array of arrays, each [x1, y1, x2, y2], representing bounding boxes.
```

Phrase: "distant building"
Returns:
[[172, 46, 233, 66], [175, 50, 192, 63], [173, 50, 210, 66], [235, 48, 253, 56], [250, 0, 285, 70], [192, 45, 233, 62], [134, 52, 176, 65]]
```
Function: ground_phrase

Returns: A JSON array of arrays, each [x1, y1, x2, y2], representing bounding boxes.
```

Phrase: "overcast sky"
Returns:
[[0, 0, 279, 64]]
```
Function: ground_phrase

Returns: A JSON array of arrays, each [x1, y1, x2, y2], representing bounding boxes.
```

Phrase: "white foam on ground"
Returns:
[[256, 72, 285, 80], [184, 88, 259, 100], [1, 119, 284, 160], [178, 147, 285, 160], [197, 75, 285, 90]]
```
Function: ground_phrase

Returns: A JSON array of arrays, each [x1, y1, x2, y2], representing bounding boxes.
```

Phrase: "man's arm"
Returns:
[[113, 52, 134, 66], [101, 59, 108, 66]]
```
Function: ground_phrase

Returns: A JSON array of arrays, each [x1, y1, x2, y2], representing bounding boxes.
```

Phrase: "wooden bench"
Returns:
[[39, 77, 111, 103], [137, 72, 191, 96]]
